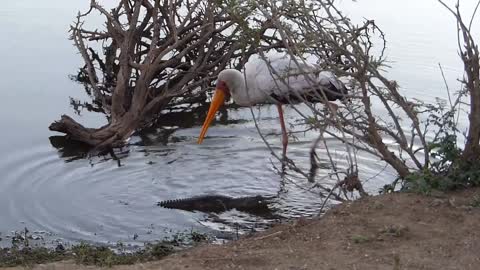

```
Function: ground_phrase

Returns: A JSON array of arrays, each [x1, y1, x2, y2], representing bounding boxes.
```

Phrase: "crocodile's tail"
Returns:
[[157, 194, 276, 214], [157, 195, 233, 213]]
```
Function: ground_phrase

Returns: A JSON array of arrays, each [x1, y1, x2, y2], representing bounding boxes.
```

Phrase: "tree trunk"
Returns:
[[457, 12, 480, 163], [49, 113, 140, 150]]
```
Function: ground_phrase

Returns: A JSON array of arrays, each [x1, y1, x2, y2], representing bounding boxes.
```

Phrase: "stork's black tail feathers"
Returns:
[[324, 80, 349, 102], [269, 77, 349, 104]]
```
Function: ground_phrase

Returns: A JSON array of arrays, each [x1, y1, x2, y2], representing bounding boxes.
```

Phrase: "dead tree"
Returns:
[[438, 1, 480, 163], [49, 0, 280, 150], [239, 0, 413, 192], [245, 0, 480, 192]]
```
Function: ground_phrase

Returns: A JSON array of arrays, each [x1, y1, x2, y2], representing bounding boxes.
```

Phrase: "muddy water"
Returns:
[[0, 0, 476, 247]]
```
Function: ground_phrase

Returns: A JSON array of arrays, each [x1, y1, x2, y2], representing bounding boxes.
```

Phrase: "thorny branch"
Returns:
[[242, 0, 476, 200], [249, 0, 480, 200]]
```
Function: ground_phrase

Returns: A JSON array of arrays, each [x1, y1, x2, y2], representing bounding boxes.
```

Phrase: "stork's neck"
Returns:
[[218, 69, 267, 106]]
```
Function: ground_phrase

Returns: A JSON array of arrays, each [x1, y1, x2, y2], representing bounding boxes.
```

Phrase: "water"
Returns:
[[0, 0, 477, 247]]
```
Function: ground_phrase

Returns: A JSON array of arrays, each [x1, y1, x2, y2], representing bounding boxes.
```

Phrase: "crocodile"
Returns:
[[157, 194, 275, 214]]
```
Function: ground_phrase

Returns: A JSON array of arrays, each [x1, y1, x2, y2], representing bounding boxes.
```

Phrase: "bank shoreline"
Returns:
[[3, 188, 480, 270]]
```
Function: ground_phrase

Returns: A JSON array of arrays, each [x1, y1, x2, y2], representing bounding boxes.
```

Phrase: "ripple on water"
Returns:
[[0, 105, 397, 248], [0, 145, 202, 245]]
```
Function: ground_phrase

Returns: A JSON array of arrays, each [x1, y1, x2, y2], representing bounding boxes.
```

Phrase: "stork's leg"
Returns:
[[276, 104, 288, 165], [327, 102, 339, 117]]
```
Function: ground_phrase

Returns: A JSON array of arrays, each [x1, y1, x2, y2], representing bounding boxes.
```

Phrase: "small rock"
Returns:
[[372, 201, 384, 209], [379, 225, 409, 237], [459, 205, 473, 211], [430, 198, 445, 207], [430, 190, 447, 198], [119, 200, 129, 206], [448, 198, 457, 207], [294, 217, 309, 227], [28, 234, 43, 240]]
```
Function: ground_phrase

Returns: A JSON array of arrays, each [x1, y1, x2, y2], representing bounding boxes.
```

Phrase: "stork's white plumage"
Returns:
[[197, 55, 348, 158]]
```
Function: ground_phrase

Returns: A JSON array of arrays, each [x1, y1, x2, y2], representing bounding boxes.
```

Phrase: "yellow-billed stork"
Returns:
[[197, 55, 348, 158]]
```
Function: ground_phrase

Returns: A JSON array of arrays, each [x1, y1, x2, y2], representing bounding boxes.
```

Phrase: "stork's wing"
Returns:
[[244, 54, 347, 103]]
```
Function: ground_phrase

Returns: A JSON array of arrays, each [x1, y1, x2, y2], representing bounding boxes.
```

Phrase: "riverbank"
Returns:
[[3, 188, 480, 270]]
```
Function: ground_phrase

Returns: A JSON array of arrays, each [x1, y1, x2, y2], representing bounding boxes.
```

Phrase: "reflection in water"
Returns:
[[136, 105, 249, 147], [48, 135, 91, 162], [48, 102, 248, 163], [49, 135, 128, 167]]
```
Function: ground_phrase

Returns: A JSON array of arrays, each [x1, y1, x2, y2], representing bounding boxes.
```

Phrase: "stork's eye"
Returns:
[[216, 80, 231, 99]]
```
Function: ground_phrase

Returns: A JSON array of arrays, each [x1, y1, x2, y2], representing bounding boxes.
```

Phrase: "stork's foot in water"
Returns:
[[277, 104, 289, 173], [281, 132, 288, 173], [281, 155, 287, 174], [280, 155, 294, 175], [326, 102, 339, 117]]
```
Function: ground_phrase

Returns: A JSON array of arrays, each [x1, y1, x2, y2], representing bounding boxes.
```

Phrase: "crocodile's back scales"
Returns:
[[157, 194, 273, 214]]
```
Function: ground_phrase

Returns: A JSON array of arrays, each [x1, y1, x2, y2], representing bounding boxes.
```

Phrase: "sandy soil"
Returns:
[[4, 188, 480, 270]]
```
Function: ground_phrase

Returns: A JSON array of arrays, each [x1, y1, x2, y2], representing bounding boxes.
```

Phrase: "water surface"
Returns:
[[0, 0, 476, 247]]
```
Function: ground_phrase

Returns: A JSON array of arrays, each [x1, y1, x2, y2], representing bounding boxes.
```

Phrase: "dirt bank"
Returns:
[[4, 188, 480, 270]]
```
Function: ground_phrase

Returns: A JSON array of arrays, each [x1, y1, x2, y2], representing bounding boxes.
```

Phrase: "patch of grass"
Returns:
[[0, 247, 66, 267], [0, 228, 68, 267], [190, 231, 209, 243], [145, 242, 174, 258], [72, 242, 174, 267], [166, 230, 210, 246], [73, 243, 131, 267], [402, 135, 480, 194], [378, 225, 409, 238], [351, 234, 370, 244], [470, 195, 480, 208], [0, 229, 210, 268], [393, 254, 401, 270], [0, 242, 175, 268]]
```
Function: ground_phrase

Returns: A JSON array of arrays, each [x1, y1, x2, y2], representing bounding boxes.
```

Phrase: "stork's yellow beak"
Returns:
[[197, 89, 226, 144]]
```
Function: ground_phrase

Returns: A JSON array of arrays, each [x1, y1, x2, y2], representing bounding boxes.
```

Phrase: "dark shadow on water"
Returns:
[[49, 136, 129, 167], [134, 103, 248, 147], [150, 102, 246, 128], [48, 135, 91, 162], [49, 102, 248, 161]]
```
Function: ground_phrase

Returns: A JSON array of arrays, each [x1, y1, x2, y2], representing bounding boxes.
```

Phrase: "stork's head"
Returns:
[[197, 69, 243, 144]]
